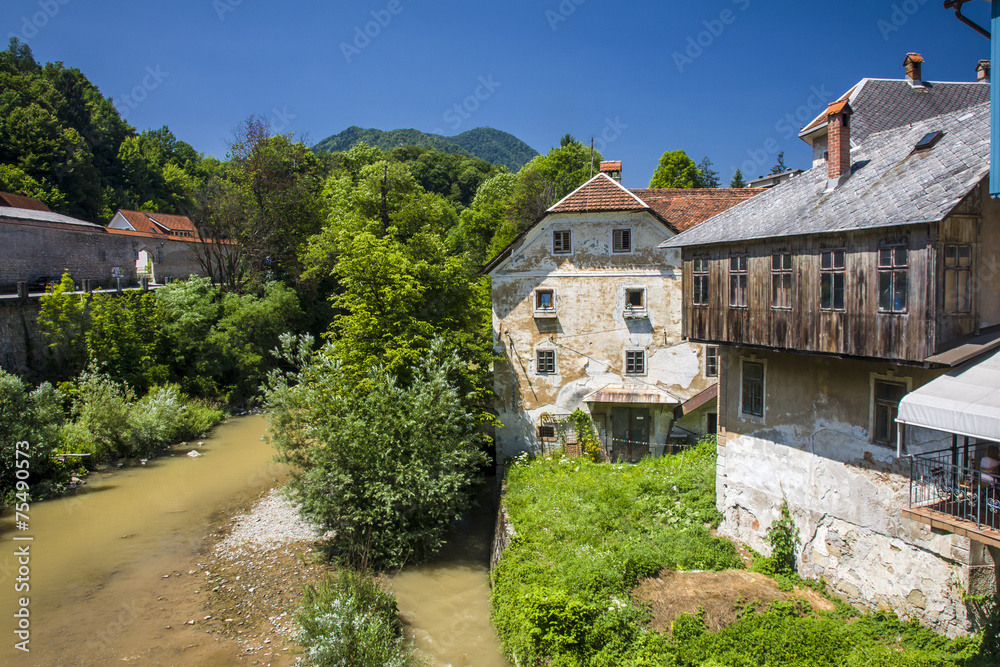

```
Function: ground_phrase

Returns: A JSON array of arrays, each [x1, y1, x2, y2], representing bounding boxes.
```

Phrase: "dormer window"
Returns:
[[553, 230, 572, 255], [612, 229, 632, 254]]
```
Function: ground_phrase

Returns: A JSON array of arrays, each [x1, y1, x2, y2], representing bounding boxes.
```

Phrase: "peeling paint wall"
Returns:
[[490, 210, 716, 459], [716, 346, 988, 636]]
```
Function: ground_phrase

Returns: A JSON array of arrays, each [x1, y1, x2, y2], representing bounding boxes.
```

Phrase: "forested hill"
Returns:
[[312, 127, 538, 172]]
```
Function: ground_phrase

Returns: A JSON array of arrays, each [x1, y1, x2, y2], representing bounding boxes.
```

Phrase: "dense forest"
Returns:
[[312, 125, 539, 172]]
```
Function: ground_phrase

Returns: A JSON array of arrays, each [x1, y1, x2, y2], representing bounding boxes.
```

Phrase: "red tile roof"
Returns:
[[0, 191, 51, 212], [904, 52, 924, 64], [114, 209, 199, 238], [549, 173, 647, 214], [600, 160, 622, 171], [629, 188, 762, 233]]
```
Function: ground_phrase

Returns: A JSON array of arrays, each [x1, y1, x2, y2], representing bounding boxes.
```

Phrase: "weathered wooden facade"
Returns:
[[681, 186, 984, 362]]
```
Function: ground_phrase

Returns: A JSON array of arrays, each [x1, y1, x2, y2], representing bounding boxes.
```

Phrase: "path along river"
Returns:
[[0, 416, 508, 666]]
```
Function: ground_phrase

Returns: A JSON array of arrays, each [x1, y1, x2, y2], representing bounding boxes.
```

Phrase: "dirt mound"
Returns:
[[633, 570, 835, 635]]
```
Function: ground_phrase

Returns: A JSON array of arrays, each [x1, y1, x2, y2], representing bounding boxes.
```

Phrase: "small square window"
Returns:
[[613, 229, 632, 253], [538, 424, 556, 440], [536, 289, 554, 310], [626, 289, 644, 309], [537, 350, 556, 374], [553, 230, 571, 254], [626, 350, 646, 375], [705, 346, 719, 378]]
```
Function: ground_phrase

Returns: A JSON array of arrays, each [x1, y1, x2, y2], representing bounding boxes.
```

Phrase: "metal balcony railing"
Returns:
[[909, 447, 1000, 533]]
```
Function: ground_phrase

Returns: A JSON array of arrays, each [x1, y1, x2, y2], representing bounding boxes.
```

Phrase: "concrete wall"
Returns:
[[0, 220, 205, 290], [715, 346, 989, 636], [490, 210, 717, 460]]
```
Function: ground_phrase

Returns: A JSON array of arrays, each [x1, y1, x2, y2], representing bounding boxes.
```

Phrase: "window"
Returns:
[[820, 249, 846, 311], [741, 360, 764, 418], [625, 350, 646, 375], [626, 288, 644, 309], [729, 255, 748, 308], [693, 258, 709, 306], [944, 244, 972, 313], [705, 346, 719, 378], [538, 424, 556, 440], [878, 246, 908, 313], [873, 380, 907, 446], [915, 130, 944, 151], [537, 349, 556, 374], [535, 289, 555, 311], [771, 253, 793, 309], [553, 230, 571, 254], [99, 249, 106, 263], [612, 228, 632, 253]]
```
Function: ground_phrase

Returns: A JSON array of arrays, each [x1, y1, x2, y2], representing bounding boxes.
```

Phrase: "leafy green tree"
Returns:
[[37, 272, 88, 377], [649, 150, 704, 189], [506, 140, 601, 233], [265, 337, 488, 568], [0, 371, 67, 502], [451, 171, 518, 265], [730, 168, 747, 189], [85, 290, 165, 393]]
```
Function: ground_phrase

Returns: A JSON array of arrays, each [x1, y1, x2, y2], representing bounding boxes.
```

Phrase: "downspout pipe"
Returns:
[[944, 0, 991, 39]]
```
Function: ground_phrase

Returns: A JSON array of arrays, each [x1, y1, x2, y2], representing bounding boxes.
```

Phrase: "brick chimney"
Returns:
[[826, 100, 853, 190], [904, 53, 924, 86], [600, 160, 622, 183], [977, 59, 991, 83]]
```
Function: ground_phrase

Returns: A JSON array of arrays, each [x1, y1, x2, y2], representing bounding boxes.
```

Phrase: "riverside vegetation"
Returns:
[[491, 439, 1000, 666]]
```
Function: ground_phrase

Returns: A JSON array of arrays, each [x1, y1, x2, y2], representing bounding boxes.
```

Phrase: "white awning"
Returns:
[[897, 347, 1000, 443]]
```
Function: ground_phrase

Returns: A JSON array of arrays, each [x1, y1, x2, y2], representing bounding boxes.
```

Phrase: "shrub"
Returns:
[[0, 371, 69, 503], [295, 570, 414, 667], [751, 500, 800, 578], [127, 385, 189, 456]]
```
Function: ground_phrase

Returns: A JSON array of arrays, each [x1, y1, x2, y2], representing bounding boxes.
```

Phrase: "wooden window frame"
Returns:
[[740, 358, 765, 419], [692, 257, 710, 307], [869, 373, 911, 447], [943, 244, 973, 314], [820, 249, 846, 311], [552, 230, 572, 255], [705, 346, 719, 378], [729, 255, 748, 309], [771, 252, 793, 310], [536, 349, 556, 375], [877, 245, 908, 314], [534, 288, 556, 316], [612, 228, 633, 254], [625, 350, 646, 376]]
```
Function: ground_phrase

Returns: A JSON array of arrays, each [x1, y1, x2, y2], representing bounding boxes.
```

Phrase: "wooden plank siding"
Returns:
[[682, 215, 981, 363]]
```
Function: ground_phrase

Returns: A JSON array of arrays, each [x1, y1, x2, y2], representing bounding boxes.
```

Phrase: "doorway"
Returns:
[[611, 407, 649, 463]]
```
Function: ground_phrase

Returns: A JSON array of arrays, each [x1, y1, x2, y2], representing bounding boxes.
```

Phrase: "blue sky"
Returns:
[[4, 0, 994, 188]]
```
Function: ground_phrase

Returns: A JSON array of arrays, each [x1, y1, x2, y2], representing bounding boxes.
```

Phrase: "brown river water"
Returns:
[[0, 415, 509, 666]]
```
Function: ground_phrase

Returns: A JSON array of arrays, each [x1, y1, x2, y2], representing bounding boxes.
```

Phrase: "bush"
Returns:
[[0, 370, 69, 503], [295, 570, 414, 667]]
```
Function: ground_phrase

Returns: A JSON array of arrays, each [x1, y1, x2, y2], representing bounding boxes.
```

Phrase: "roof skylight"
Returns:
[[915, 130, 944, 151]]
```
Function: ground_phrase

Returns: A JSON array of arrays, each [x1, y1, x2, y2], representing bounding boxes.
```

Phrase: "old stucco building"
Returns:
[[485, 163, 757, 461], [664, 100, 1000, 636]]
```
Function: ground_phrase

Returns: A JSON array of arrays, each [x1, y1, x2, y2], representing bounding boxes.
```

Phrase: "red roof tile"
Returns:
[[114, 209, 199, 238], [629, 188, 762, 233], [549, 173, 647, 213], [0, 191, 51, 212]]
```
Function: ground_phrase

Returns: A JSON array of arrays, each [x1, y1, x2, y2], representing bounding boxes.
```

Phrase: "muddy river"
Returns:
[[0, 416, 508, 666]]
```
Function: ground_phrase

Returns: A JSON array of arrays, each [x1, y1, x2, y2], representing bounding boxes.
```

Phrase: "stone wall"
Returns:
[[0, 219, 206, 290], [0, 300, 46, 380], [716, 346, 989, 637]]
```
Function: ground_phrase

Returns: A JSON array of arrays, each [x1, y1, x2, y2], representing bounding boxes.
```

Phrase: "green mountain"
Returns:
[[312, 126, 539, 172]]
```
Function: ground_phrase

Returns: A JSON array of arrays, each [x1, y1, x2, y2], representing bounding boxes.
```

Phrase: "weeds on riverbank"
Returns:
[[491, 439, 993, 666], [295, 569, 417, 667]]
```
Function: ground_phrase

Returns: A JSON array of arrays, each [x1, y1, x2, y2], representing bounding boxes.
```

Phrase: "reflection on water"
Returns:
[[391, 483, 511, 667]]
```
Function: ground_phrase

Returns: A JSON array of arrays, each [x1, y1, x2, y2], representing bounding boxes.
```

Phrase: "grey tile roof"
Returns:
[[801, 79, 990, 142], [662, 102, 989, 248], [0, 206, 104, 229]]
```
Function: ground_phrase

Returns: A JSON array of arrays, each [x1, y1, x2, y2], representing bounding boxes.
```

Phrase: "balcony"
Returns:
[[903, 447, 1000, 549]]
